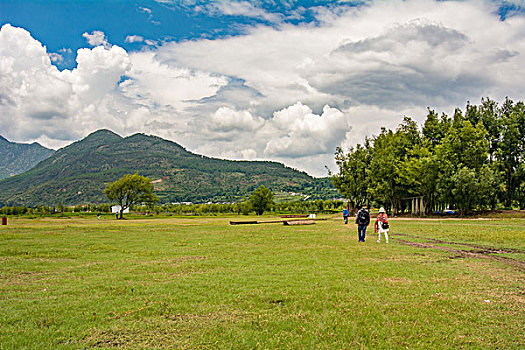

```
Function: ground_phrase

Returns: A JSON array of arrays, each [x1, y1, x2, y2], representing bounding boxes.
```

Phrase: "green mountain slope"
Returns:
[[0, 136, 55, 179], [0, 130, 338, 206]]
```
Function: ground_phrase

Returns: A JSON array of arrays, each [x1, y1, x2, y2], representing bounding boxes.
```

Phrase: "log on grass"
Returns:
[[230, 221, 258, 225], [283, 220, 316, 225]]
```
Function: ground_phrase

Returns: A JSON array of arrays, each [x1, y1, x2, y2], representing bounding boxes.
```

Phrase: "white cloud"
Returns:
[[66, 45, 131, 101], [0, 24, 131, 142], [139, 7, 152, 15], [199, 1, 283, 23], [82, 30, 109, 48], [125, 35, 144, 43], [48, 52, 63, 63], [209, 107, 263, 132], [123, 51, 228, 110], [263, 103, 348, 158], [144, 39, 158, 46]]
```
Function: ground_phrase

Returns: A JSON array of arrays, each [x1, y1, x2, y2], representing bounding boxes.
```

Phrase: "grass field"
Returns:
[[1, 215, 524, 349]]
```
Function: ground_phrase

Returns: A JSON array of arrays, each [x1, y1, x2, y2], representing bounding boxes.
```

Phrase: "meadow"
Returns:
[[0, 214, 523, 349]]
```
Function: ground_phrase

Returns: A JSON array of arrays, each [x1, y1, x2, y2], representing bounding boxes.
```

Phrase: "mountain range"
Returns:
[[0, 130, 338, 206], [0, 136, 55, 179]]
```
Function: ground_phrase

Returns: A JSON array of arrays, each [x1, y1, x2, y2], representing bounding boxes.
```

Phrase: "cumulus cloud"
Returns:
[[82, 30, 109, 47], [0, 24, 131, 142], [209, 107, 263, 132], [263, 103, 348, 158], [65, 45, 131, 101]]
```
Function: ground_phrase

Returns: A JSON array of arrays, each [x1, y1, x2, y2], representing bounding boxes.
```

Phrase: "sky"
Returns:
[[1, 0, 524, 177]]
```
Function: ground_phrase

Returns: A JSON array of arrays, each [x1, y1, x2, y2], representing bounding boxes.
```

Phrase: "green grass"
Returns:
[[0, 215, 524, 349]]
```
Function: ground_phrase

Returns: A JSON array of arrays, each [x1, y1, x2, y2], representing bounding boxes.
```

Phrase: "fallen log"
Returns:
[[229, 221, 258, 225], [230, 218, 325, 225], [283, 220, 316, 225]]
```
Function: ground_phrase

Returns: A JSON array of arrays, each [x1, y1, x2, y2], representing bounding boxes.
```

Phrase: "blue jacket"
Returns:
[[343, 209, 349, 217]]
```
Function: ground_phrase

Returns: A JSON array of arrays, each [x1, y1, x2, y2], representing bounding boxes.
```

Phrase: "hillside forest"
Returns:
[[331, 97, 525, 215]]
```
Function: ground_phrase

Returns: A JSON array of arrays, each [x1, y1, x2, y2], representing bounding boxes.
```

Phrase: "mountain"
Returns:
[[0, 130, 338, 206], [0, 136, 55, 179]]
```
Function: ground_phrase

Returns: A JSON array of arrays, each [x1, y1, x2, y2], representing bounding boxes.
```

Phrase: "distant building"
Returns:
[[111, 205, 129, 214]]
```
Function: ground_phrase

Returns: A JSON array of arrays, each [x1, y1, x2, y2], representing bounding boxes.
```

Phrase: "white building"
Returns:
[[111, 205, 129, 214]]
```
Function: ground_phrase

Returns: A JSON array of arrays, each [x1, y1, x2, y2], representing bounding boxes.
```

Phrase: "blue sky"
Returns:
[[2, 0, 367, 68], [1, 0, 524, 176]]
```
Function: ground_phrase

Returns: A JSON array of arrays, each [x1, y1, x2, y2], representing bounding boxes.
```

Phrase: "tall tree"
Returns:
[[331, 142, 371, 212], [368, 129, 401, 212], [104, 173, 158, 219], [498, 98, 525, 207], [478, 97, 501, 163], [249, 185, 274, 215], [439, 120, 488, 170]]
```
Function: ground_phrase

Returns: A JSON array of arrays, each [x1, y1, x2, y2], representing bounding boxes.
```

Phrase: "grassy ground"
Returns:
[[0, 215, 523, 349]]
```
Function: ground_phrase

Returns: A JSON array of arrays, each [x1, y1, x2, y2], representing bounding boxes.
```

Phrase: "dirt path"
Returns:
[[391, 232, 525, 270]]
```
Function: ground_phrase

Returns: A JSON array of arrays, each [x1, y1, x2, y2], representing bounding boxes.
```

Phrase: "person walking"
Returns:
[[343, 206, 349, 224], [375, 207, 389, 243], [355, 204, 370, 242]]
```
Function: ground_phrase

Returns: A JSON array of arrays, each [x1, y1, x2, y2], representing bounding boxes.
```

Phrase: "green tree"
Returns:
[[368, 117, 421, 213], [497, 98, 525, 207], [478, 97, 501, 163], [103, 173, 158, 219], [368, 129, 398, 211], [449, 165, 497, 215], [422, 109, 451, 147], [440, 120, 488, 171], [249, 185, 274, 215], [331, 142, 371, 212]]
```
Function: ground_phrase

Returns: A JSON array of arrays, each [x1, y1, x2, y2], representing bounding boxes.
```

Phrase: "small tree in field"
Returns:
[[104, 173, 158, 219], [250, 185, 274, 215]]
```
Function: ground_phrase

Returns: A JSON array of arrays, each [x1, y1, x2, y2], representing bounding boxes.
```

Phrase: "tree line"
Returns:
[[331, 97, 525, 215], [0, 199, 346, 217]]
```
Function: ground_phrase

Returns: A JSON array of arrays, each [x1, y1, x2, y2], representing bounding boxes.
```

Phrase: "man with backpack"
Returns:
[[355, 204, 370, 242]]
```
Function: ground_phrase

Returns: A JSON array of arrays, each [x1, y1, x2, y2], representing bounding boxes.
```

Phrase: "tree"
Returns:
[[497, 98, 525, 207], [331, 142, 371, 212], [249, 185, 274, 215], [103, 173, 158, 219], [422, 109, 451, 147]]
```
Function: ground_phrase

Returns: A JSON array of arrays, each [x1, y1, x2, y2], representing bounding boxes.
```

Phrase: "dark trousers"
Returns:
[[358, 224, 367, 242]]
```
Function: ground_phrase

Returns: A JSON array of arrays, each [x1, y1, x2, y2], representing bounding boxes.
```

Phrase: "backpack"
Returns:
[[357, 209, 369, 225]]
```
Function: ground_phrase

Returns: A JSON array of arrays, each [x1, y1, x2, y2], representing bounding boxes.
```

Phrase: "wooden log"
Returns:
[[230, 218, 325, 225], [283, 220, 316, 225], [229, 221, 258, 225]]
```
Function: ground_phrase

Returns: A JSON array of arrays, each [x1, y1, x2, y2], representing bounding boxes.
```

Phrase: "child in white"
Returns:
[[374, 207, 389, 243]]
